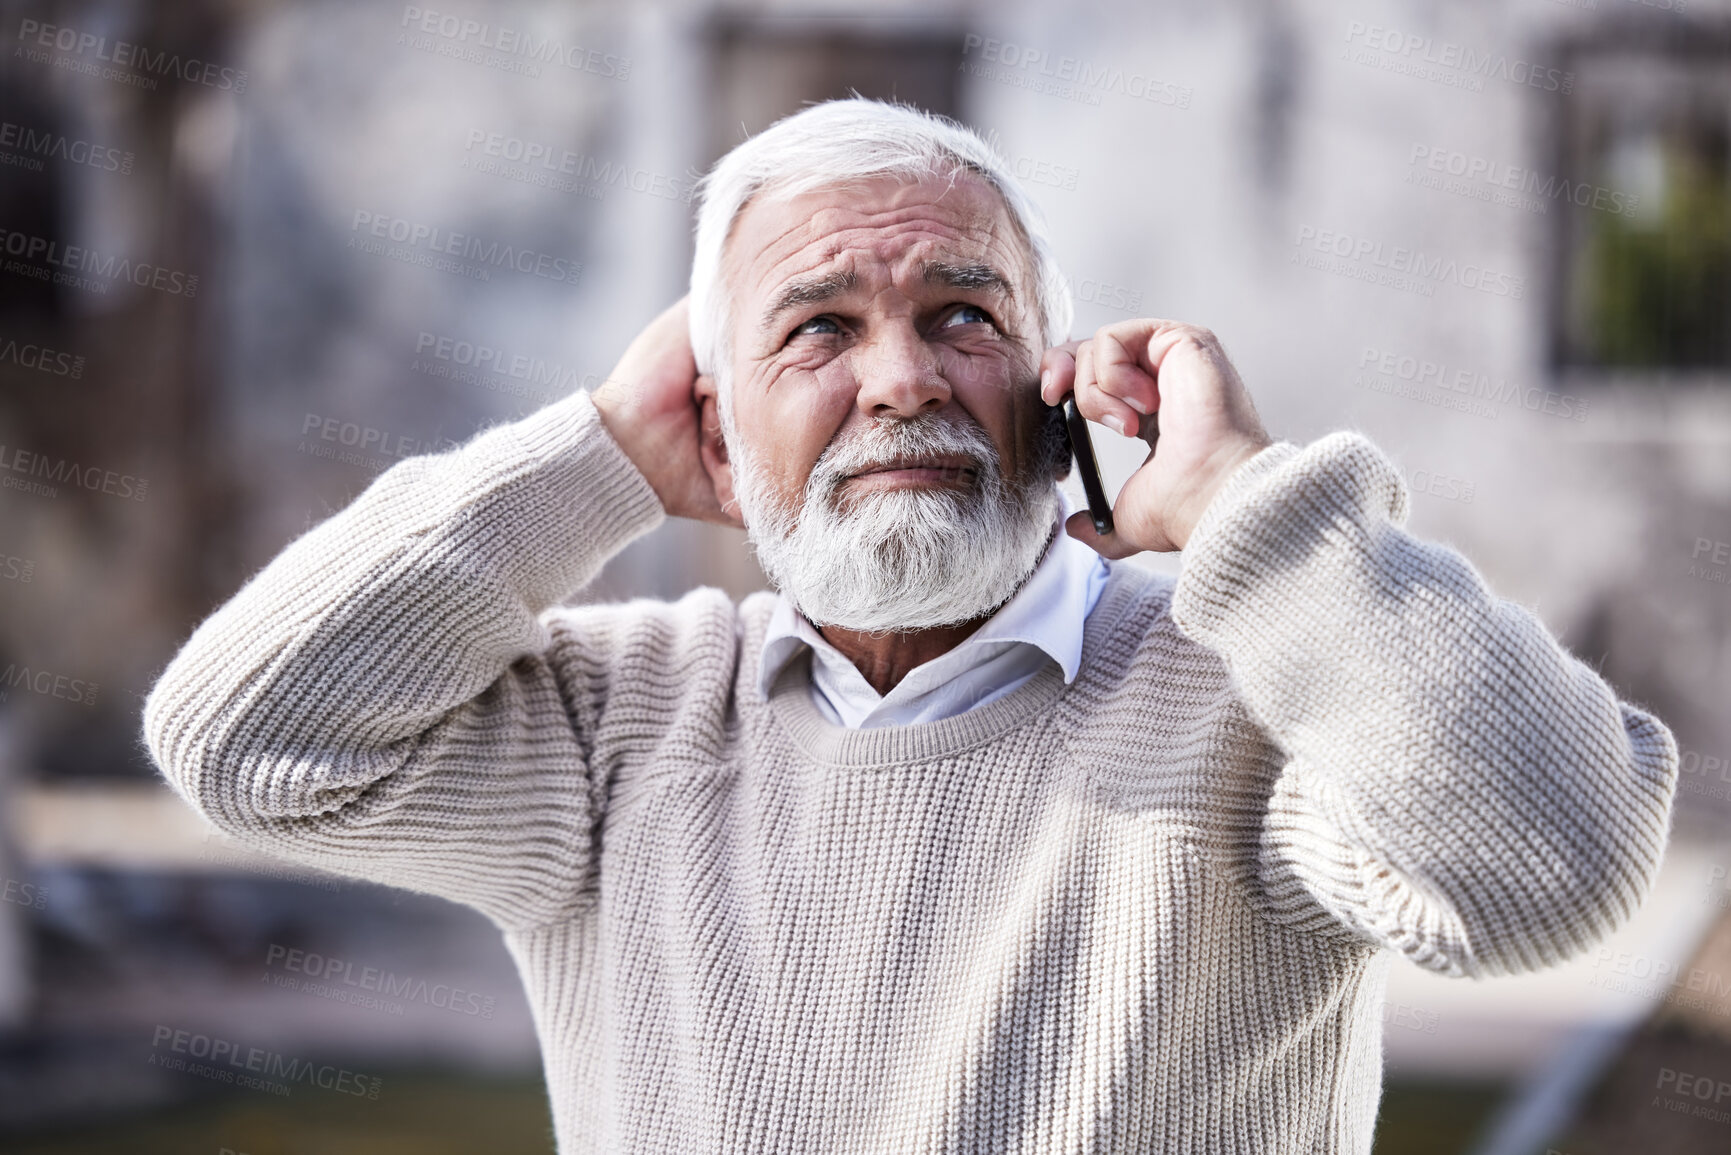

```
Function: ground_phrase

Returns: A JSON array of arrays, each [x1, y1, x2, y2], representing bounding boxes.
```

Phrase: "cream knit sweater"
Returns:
[[142, 386, 1679, 1154]]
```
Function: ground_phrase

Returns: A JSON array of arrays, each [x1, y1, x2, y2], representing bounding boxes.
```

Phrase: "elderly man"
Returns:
[[143, 99, 1678, 1154]]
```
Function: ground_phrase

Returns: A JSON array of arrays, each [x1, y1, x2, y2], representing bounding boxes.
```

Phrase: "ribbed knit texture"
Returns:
[[141, 387, 1680, 1154]]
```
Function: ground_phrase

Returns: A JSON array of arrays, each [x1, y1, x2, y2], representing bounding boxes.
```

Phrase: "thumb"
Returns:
[[1063, 509, 1141, 560]]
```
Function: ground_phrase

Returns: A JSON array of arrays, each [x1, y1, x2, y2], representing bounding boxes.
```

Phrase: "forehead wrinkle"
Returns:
[[759, 215, 994, 278], [755, 246, 1015, 345], [751, 223, 1018, 320], [729, 177, 1038, 348], [740, 184, 1008, 278]]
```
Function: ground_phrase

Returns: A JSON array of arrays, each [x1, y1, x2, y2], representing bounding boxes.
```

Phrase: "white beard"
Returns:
[[729, 408, 1065, 633]]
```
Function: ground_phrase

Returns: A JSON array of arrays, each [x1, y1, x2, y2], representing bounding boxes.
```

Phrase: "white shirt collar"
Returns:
[[755, 489, 1109, 710]]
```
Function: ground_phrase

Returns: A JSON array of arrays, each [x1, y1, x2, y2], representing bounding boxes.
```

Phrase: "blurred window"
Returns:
[[1553, 26, 1731, 370], [701, 16, 966, 169]]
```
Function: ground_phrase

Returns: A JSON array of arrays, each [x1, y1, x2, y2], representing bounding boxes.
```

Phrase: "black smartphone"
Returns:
[[1060, 393, 1114, 537]]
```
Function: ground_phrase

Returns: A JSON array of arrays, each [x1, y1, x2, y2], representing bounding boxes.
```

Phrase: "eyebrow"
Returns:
[[757, 259, 1018, 334], [760, 269, 859, 332], [921, 260, 1015, 301]]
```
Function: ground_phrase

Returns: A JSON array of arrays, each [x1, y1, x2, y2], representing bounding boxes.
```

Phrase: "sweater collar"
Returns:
[[754, 499, 1109, 708], [761, 560, 1153, 766]]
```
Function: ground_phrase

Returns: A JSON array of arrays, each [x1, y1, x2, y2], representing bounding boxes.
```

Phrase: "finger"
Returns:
[[1072, 338, 1141, 440], [1093, 329, 1159, 419], [1139, 325, 1256, 438], [1141, 323, 1235, 387], [1098, 317, 1181, 362], [1062, 509, 1140, 560], [1040, 345, 1077, 406], [1141, 323, 1193, 371]]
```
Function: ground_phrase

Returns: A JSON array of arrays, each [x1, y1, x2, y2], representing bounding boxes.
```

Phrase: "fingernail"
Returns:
[[1039, 369, 1052, 399], [1124, 396, 1148, 415], [1104, 413, 1130, 437]]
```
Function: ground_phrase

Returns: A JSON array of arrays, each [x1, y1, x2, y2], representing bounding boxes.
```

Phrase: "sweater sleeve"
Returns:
[[140, 388, 667, 931], [1168, 431, 1679, 979]]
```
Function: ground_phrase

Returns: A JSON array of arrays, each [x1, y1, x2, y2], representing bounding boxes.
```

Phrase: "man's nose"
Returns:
[[850, 331, 950, 418]]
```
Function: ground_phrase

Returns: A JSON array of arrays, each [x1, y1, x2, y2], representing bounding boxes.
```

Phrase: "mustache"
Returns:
[[806, 413, 999, 500]]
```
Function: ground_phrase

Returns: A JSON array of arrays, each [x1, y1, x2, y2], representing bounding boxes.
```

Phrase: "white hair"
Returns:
[[687, 97, 1073, 443]]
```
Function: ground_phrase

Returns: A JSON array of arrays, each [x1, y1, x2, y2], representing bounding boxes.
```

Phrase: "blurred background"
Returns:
[[0, 0, 1727, 1151]]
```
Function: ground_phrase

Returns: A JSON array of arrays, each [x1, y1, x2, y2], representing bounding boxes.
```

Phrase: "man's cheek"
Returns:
[[941, 347, 1018, 396], [757, 373, 850, 487]]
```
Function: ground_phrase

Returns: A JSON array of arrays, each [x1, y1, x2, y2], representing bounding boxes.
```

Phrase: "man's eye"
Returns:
[[791, 316, 841, 338], [943, 304, 995, 329]]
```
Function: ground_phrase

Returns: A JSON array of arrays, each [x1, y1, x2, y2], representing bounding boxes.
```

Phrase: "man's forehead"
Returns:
[[727, 175, 1028, 303]]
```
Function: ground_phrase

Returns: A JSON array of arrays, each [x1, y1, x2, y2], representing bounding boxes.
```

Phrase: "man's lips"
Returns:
[[845, 457, 979, 484]]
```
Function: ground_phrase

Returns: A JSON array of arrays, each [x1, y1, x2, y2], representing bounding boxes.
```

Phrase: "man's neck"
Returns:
[[815, 616, 992, 697]]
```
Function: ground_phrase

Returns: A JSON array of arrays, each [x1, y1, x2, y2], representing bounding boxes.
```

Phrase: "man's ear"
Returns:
[[694, 374, 747, 530]]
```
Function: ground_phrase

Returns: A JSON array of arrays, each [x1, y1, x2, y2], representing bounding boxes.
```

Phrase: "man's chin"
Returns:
[[762, 490, 971, 546], [776, 533, 1042, 633]]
